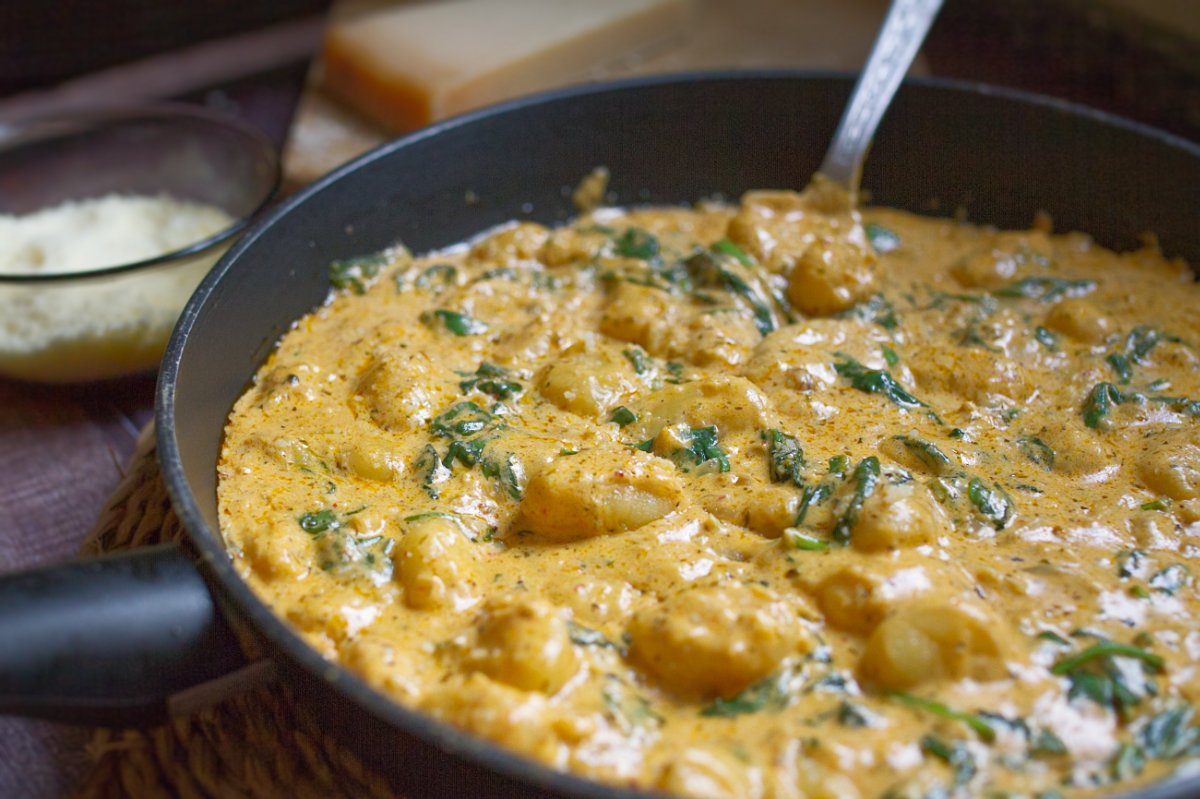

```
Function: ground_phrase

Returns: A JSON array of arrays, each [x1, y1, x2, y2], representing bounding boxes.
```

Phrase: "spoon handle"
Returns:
[[818, 0, 944, 197]]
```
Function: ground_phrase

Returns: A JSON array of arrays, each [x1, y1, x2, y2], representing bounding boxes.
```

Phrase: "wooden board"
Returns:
[[283, 0, 901, 186]]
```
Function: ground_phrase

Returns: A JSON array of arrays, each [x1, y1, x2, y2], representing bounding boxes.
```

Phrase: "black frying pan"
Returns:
[[2, 72, 1199, 799]]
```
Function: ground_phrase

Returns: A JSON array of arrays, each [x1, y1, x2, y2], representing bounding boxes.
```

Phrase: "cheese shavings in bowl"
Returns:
[[0, 104, 279, 383], [0, 194, 234, 383]]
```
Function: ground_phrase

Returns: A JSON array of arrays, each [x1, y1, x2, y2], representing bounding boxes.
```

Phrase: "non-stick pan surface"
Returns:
[[159, 72, 1200, 798]]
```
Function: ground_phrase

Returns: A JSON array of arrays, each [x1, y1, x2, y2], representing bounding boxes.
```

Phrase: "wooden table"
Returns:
[[0, 1, 1194, 796]]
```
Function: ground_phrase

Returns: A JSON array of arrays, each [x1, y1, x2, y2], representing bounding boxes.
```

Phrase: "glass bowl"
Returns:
[[0, 104, 280, 383]]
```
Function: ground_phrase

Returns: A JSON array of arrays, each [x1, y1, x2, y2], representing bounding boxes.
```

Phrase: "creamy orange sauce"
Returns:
[[218, 188, 1200, 798]]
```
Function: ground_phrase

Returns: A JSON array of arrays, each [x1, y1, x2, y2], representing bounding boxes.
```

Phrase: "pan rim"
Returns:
[[157, 68, 1200, 799]]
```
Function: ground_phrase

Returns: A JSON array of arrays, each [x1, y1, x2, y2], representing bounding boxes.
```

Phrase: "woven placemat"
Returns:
[[72, 423, 395, 799]]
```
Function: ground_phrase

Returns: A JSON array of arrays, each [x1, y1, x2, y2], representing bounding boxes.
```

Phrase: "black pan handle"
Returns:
[[0, 543, 251, 726]]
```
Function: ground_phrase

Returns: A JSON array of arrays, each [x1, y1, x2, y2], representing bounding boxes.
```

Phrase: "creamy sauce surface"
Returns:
[[219, 189, 1200, 798]]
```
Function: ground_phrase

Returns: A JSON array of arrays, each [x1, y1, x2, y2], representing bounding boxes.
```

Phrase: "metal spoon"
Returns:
[[815, 0, 944, 209]]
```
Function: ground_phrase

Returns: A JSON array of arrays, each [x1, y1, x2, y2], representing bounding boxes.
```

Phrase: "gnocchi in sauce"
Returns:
[[219, 186, 1200, 798]]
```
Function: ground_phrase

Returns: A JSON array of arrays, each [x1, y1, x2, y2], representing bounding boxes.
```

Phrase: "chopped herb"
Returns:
[[783, 527, 829, 551], [1149, 564, 1188, 595], [614, 227, 660, 260], [458, 362, 522, 400], [430, 309, 488, 336], [632, 436, 656, 452], [967, 477, 1015, 529], [673, 426, 730, 473], [830, 456, 881, 545], [1140, 498, 1170, 510], [828, 455, 850, 475], [622, 347, 649, 375], [834, 354, 927, 410], [712, 238, 754, 267], [881, 345, 900, 366], [609, 406, 638, 427], [1016, 436, 1056, 471], [414, 263, 457, 290], [762, 428, 805, 486], [889, 692, 996, 742], [702, 672, 790, 717], [299, 508, 339, 535], [329, 252, 387, 294], [948, 428, 967, 440], [994, 276, 1097, 302], [921, 734, 976, 786], [865, 222, 900, 254], [430, 402, 493, 438]]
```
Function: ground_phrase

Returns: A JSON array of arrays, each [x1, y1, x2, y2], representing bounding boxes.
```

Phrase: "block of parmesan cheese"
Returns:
[[322, 0, 692, 132]]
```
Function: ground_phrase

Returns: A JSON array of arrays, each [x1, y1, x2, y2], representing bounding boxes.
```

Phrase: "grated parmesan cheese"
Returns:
[[0, 194, 234, 383]]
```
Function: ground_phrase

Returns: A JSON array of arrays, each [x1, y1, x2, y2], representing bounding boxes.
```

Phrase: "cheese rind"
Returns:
[[322, 0, 692, 132]]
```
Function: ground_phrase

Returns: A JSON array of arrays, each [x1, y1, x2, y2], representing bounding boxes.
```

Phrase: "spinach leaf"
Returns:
[[842, 293, 898, 329], [1016, 436, 1056, 471], [610, 406, 638, 427], [1149, 564, 1189, 595], [430, 402, 493, 438], [889, 692, 996, 742], [614, 227, 660, 260], [430, 309, 488, 336], [622, 346, 649, 375], [994, 276, 1096, 302], [921, 734, 976, 786], [1034, 325, 1058, 350], [865, 222, 900, 254], [673, 426, 730, 473], [414, 262, 457, 291], [299, 508, 339, 535], [834, 354, 926, 410], [329, 253, 387, 294], [830, 456, 881, 545], [458, 362, 522, 400], [967, 477, 1015, 529], [892, 434, 953, 474], [480, 451, 525, 500], [685, 251, 776, 335], [413, 443, 450, 498], [712, 238, 754, 267], [701, 672, 790, 717], [762, 428, 805, 486]]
